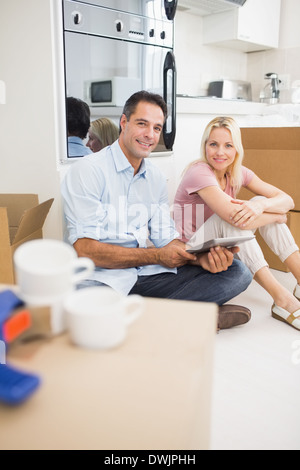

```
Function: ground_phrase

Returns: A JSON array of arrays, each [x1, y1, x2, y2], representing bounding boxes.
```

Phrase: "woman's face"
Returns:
[[205, 127, 237, 173], [87, 130, 103, 153]]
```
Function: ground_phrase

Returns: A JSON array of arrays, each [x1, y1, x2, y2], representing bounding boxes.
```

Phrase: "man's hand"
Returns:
[[190, 246, 240, 273], [157, 239, 197, 268]]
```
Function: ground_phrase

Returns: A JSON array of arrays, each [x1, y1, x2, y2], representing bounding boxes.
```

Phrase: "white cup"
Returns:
[[13, 239, 95, 333], [64, 287, 144, 350]]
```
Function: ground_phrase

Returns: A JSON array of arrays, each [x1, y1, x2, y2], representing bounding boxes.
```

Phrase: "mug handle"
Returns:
[[71, 257, 95, 284], [123, 295, 144, 325]]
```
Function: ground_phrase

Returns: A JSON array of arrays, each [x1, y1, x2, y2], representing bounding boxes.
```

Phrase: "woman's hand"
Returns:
[[276, 213, 288, 224], [229, 199, 266, 228]]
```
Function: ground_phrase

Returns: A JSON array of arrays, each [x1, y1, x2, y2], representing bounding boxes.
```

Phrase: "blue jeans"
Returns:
[[77, 260, 252, 306], [129, 260, 252, 306]]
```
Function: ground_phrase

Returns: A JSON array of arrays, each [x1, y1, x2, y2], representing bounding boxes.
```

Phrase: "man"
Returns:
[[61, 91, 252, 330], [66, 97, 92, 157]]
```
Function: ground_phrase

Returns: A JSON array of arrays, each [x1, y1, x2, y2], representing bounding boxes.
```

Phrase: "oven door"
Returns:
[[63, 29, 176, 157]]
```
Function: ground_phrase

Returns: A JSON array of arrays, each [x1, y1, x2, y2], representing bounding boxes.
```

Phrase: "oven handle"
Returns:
[[164, 0, 178, 21], [163, 51, 176, 150]]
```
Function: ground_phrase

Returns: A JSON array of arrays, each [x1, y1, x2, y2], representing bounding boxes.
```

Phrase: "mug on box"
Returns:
[[13, 239, 95, 305], [64, 287, 144, 350]]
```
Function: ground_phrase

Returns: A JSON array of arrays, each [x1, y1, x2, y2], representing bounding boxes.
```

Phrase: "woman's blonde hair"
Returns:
[[90, 117, 119, 148], [185, 116, 244, 193]]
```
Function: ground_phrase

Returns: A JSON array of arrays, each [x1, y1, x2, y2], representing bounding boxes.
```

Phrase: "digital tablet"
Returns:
[[186, 235, 256, 254]]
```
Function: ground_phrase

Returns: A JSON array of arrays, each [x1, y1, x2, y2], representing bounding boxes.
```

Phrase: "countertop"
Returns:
[[176, 96, 267, 115], [176, 97, 300, 125]]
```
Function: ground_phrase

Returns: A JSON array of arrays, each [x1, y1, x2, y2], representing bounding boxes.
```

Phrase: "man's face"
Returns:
[[119, 101, 164, 165]]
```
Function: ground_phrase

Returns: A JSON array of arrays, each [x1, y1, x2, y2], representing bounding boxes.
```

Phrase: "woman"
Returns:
[[174, 116, 300, 331], [86, 117, 119, 153]]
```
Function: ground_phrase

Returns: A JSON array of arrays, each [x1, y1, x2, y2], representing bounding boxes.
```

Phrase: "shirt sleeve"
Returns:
[[184, 163, 219, 195], [61, 158, 107, 245], [241, 166, 255, 187]]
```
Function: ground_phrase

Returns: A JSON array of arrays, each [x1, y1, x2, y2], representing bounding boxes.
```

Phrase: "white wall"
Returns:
[[174, 12, 248, 97], [279, 0, 300, 49], [0, 0, 63, 239]]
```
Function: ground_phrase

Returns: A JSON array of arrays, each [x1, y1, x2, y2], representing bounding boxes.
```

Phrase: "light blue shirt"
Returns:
[[61, 140, 178, 294], [68, 136, 92, 157]]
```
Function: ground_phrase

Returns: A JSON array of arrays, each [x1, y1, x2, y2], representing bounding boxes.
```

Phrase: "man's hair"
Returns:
[[122, 90, 168, 122], [67, 97, 91, 139]]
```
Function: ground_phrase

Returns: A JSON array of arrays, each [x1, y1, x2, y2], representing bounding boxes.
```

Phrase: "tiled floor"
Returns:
[[210, 269, 300, 450]]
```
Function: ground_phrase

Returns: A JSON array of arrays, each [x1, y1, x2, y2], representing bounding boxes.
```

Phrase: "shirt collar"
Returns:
[[68, 136, 84, 144], [111, 140, 147, 178]]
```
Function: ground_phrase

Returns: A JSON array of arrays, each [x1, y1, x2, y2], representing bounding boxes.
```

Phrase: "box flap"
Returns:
[[12, 198, 54, 245], [0, 194, 39, 225], [11, 229, 43, 254], [0, 208, 14, 284], [241, 127, 300, 150]]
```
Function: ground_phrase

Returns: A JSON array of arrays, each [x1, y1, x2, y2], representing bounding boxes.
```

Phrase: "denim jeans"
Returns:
[[77, 260, 252, 306], [129, 260, 252, 306]]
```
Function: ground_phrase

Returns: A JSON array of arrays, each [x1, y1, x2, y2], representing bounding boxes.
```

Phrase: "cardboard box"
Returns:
[[0, 195, 54, 284], [237, 128, 300, 271], [239, 127, 300, 209]]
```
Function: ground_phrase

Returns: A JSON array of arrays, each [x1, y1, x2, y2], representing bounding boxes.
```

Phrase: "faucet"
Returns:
[[264, 73, 280, 100], [260, 73, 281, 104]]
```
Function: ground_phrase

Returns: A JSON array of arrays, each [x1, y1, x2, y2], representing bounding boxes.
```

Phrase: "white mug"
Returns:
[[64, 286, 144, 350], [13, 239, 95, 333]]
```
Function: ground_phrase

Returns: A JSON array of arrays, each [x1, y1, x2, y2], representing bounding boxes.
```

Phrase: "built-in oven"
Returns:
[[62, 0, 177, 158]]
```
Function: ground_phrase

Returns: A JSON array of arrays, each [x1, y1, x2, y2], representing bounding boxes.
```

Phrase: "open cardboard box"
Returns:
[[238, 127, 300, 272], [0, 194, 54, 284]]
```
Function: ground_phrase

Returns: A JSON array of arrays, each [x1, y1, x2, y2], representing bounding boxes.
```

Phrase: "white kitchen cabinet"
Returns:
[[203, 0, 281, 52]]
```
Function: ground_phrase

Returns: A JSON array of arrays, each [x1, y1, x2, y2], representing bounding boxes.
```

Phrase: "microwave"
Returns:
[[84, 77, 141, 107]]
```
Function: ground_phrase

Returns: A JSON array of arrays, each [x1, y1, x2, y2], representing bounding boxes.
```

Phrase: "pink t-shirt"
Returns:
[[173, 162, 254, 241]]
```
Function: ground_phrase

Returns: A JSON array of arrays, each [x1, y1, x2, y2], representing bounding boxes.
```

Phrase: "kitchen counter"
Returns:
[[177, 96, 267, 116], [176, 97, 300, 126], [262, 103, 300, 123]]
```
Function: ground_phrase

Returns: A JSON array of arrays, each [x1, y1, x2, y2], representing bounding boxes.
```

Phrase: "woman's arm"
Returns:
[[236, 174, 294, 214], [197, 180, 290, 231], [229, 174, 294, 228]]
